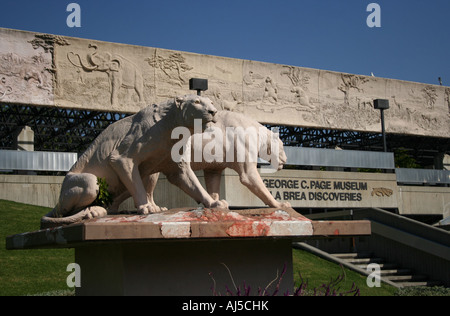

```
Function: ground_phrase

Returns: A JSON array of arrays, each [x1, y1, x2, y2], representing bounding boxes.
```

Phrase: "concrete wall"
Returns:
[[398, 186, 450, 216], [0, 175, 63, 209], [1, 27, 449, 138], [0, 172, 206, 211], [307, 209, 450, 287]]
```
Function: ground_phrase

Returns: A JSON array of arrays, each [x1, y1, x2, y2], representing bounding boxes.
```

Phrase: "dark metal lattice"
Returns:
[[267, 124, 450, 168], [1, 103, 448, 168], [269, 125, 383, 150], [0, 104, 130, 153]]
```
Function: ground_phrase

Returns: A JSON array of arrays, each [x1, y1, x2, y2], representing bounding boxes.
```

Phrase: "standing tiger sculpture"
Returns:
[[41, 95, 227, 228]]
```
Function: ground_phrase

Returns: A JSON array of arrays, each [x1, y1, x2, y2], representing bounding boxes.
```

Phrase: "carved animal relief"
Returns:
[[422, 86, 437, 110], [371, 188, 394, 197], [41, 95, 226, 228], [67, 44, 145, 108], [145, 53, 193, 87], [0, 32, 54, 105]]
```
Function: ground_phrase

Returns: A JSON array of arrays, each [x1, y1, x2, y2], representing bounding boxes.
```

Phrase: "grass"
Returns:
[[0, 199, 398, 296], [292, 248, 397, 296], [0, 200, 74, 296]]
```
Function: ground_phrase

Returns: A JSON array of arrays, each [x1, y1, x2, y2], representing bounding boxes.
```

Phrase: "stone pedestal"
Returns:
[[6, 207, 371, 296], [75, 239, 294, 296]]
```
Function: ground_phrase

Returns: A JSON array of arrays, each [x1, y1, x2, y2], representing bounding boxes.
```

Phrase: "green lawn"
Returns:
[[1, 199, 397, 296], [292, 248, 397, 296], [0, 200, 74, 296]]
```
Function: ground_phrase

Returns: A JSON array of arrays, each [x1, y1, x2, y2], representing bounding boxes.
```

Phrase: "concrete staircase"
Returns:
[[332, 252, 442, 288]]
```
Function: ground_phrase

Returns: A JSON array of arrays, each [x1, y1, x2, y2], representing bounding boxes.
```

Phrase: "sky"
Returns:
[[1, 0, 449, 86]]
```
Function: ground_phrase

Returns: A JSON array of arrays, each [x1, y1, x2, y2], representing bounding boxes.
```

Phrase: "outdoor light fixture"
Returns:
[[189, 78, 208, 96], [374, 99, 389, 152]]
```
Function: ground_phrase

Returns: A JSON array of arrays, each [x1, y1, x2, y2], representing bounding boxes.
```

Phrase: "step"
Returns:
[[385, 274, 428, 282], [380, 268, 413, 276], [355, 262, 398, 270], [332, 252, 373, 259], [330, 252, 442, 288], [397, 280, 443, 287], [346, 257, 384, 264]]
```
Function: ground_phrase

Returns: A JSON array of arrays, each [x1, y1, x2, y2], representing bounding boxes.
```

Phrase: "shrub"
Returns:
[[92, 177, 113, 208], [395, 286, 450, 297], [211, 264, 360, 296]]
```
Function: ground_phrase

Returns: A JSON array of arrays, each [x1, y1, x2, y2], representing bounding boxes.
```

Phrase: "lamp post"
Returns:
[[189, 78, 208, 96], [374, 99, 389, 152]]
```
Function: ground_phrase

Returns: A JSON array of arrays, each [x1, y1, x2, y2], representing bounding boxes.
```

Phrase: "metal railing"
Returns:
[[307, 208, 450, 286], [284, 146, 395, 170], [396, 168, 450, 185], [0, 150, 77, 172], [1, 148, 448, 186]]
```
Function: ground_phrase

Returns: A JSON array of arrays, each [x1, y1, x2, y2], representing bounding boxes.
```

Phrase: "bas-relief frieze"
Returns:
[[1, 28, 449, 137], [55, 37, 155, 112], [384, 79, 450, 136], [0, 29, 54, 105], [160, 49, 244, 112], [238, 61, 450, 137], [158, 50, 240, 105]]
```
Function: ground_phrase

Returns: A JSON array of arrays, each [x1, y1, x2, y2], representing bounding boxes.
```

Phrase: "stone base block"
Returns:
[[75, 239, 293, 296]]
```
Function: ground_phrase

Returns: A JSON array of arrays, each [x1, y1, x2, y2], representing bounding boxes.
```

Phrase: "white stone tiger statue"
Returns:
[[41, 95, 228, 228]]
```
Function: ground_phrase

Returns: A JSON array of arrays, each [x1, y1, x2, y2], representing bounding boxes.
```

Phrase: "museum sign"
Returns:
[[221, 169, 399, 209]]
